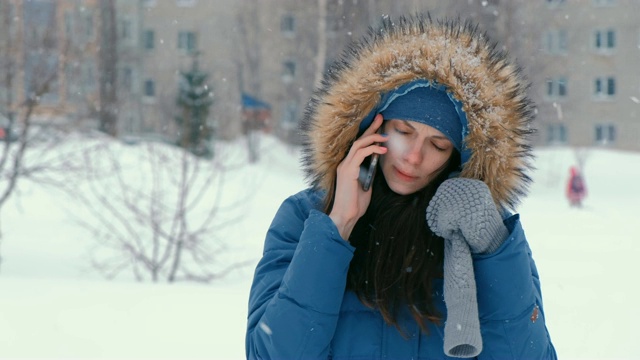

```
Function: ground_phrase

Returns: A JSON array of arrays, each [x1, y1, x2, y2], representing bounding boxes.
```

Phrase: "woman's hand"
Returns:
[[426, 178, 509, 254], [329, 114, 387, 240]]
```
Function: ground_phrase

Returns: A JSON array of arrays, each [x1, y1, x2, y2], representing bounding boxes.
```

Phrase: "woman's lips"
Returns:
[[394, 166, 417, 181]]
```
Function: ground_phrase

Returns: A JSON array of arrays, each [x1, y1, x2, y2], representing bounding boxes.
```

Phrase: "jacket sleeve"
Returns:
[[474, 214, 557, 360], [245, 191, 355, 360]]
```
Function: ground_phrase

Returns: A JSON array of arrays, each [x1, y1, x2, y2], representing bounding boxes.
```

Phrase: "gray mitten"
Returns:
[[426, 178, 508, 254], [425, 178, 509, 358]]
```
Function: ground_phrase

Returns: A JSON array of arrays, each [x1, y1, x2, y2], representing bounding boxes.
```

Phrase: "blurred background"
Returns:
[[1, 0, 639, 359], [2, 0, 639, 151]]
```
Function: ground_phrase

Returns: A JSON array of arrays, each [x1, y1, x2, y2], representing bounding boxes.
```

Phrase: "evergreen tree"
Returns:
[[175, 53, 214, 157]]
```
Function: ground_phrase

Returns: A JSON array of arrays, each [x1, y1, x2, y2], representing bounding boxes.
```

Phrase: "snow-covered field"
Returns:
[[1, 134, 638, 359]]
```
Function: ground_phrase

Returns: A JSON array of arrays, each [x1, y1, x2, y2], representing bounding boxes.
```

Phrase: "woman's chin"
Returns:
[[387, 181, 419, 196]]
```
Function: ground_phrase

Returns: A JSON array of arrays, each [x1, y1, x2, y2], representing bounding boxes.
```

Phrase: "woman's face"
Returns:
[[380, 119, 454, 195]]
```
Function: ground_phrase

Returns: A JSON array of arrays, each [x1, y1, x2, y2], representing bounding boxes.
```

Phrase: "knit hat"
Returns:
[[359, 80, 471, 164]]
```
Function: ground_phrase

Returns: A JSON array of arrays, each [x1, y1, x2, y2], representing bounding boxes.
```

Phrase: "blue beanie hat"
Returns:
[[359, 80, 471, 165], [381, 85, 462, 151]]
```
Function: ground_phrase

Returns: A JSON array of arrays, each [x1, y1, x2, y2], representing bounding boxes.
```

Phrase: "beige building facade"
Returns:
[[520, 0, 640, 151], [139, 0, 241, 139], [3, 0, 639, 151], [0, 0, 100, 124]]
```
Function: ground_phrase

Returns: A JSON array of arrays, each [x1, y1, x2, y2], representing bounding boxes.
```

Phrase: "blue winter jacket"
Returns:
[[246, 189, 557, 359]]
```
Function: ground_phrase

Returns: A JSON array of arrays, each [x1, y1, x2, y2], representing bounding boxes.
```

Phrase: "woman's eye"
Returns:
[[433, 143, 448, 152], [394, 127, 409, 135]]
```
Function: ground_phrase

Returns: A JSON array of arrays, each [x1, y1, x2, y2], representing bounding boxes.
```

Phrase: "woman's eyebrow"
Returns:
[[401, 120, 450, 141], [401, 120, 416, 129]]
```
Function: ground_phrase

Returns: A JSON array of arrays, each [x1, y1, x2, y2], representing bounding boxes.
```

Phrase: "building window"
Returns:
[[547, 123, 567, 144], [65, 63, 80, 100], [593, 0, 615, 6], [594, 76, 616, 98], [546, 0, 565, 6], [120, 19, 132, 41], [544, 29, 568, 54], [64, 11, 74, 39], [282, 60, 296, 81], [178, 31, 197, 52], [85, 13, 94, 40], [281, 14, 295, 34], [25, 53, 59, 104], [0, 84, 17, 110], [595, 124, 615, 144], [326, 3, 342, 34], [121, 67, 133, 92], [594, 29, 615, 51], [22, 0, 54, 104], [326, 16, 339, 37], [83, 63, 95, 91], [144, 79, 155, 97], [545, 77, 568, 99], [281, 101, 298, 129], [5, 4, 17, 38], [144, 29, 155, 50], [176, 0, 197, 6]]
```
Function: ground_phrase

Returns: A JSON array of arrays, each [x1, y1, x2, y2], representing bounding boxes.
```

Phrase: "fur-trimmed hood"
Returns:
[[300, 15, 535, 210]]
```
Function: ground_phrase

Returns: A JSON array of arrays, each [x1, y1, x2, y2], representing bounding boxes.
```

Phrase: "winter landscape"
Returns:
[[0, 133, 639, 359]]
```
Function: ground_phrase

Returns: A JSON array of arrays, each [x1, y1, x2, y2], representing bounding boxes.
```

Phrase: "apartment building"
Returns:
[[254, 0, 381, 143], [139, 0, 241, 138], [508, 0, 640, 151], [252, 0, 458, 143], [257, 0, 640, 150], [0, 0, 144, 132], [4, 0, 639, 150], [0, 0, 83, 124]]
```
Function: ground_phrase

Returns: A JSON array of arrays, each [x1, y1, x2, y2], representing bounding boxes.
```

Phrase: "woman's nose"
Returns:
[[403, 140, 424, 165]]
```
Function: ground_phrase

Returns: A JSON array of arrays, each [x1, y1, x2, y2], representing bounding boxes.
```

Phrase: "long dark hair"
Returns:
[[338, 151, 460, 333]]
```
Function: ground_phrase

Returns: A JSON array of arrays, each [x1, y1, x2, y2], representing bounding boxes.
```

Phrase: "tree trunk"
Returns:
[[98, 0, 118, 137], [314, 0, 328, 88]]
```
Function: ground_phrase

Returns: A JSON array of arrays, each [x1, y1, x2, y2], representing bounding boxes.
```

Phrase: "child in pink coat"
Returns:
[[566, 166, 587, 207]]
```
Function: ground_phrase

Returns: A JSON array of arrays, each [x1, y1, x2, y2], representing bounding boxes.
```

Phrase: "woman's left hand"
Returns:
[[426, 178, 508, 254]]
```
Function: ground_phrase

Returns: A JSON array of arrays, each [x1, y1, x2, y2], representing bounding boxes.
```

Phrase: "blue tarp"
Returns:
[[242, 93, 271, 110]]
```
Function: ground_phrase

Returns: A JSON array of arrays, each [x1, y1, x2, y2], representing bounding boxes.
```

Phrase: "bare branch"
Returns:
[[65, 135, 250, 283]]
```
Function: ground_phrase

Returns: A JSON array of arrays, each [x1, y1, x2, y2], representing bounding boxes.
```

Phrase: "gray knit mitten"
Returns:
[[426, 178, 509, 358], [427, 178, 508, 254]]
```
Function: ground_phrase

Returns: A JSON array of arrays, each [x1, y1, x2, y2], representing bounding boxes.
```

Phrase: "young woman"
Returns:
[[246, 15, 556, 359]]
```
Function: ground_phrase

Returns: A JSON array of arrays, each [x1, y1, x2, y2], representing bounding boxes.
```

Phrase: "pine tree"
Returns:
[[175, 52, 214, 158]]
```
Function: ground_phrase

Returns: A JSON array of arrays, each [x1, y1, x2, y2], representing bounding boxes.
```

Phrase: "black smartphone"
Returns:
[[358, 152, 379, 191], [358, 127, 383, 191]]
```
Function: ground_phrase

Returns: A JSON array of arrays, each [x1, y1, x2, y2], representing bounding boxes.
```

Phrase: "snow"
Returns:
[[1, 134, 639, 359]]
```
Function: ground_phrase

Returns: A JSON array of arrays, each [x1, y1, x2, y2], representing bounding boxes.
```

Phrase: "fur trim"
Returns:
[[300, 14, 535, 210]]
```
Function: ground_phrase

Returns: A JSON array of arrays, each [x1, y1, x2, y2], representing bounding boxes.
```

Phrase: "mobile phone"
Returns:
[[358, 153, 379, 191]]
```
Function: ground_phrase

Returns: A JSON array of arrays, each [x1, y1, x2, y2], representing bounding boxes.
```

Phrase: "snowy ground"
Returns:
[[0, 134, 638, 359]]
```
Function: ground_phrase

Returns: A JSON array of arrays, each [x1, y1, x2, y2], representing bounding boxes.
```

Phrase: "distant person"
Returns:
[[567, 166, 587, 207], [246, 15, 556, 359]]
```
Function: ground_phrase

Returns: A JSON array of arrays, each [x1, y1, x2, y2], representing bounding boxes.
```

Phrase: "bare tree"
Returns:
[[97, 0, 118, 137], [314, 0, 328, 88], [235, 0, 262, 99], [66, 136, 254, 283], [234, 0, 265, 162], [0, 0, 75, 271]]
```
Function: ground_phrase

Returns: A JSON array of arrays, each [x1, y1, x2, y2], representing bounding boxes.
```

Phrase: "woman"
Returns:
[[246, 15, 556, 359]]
